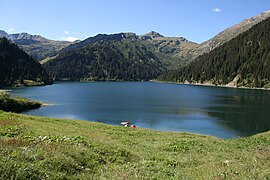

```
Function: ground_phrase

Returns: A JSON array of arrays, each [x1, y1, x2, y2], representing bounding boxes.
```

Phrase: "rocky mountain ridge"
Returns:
[[0, 31, 73, 61]]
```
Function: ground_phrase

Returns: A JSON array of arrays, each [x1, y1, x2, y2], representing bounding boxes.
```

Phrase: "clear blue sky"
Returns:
[[1, 0, 270, 43]]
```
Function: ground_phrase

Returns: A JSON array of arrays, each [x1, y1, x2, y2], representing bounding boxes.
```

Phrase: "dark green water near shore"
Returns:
[[10, 82, 270, 138]]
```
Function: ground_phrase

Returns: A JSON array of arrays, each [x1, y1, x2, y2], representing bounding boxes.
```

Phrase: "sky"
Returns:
[[1, 0, 270, 43]]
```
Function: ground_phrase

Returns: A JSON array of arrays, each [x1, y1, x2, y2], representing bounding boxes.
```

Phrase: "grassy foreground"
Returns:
[[0, 111, 269, 179]]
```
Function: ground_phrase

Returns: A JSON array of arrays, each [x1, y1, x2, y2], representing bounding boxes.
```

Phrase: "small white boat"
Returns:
[[120, 121, 130, 126]]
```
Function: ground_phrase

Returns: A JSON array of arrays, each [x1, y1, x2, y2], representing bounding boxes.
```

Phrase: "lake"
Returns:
[[10, 82, 270, 138]]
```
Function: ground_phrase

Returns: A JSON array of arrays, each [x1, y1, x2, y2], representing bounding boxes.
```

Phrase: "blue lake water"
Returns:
[[10, 82, 270, 138]]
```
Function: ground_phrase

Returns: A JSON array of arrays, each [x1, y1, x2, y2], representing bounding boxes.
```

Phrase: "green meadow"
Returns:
[[0, 110, 269, 179]]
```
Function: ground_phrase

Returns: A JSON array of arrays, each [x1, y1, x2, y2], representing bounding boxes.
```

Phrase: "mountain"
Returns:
[[9, 33, 47, 41], [41, 10, 270, 83], [2, 10, 270, 65], [0, 37, 53, 87], [139, 31, 199, 66], [43, 36, 166, 81], [58, 33, 133, 54], [142, 31, 164, 38], [0, 31, 73, 61], [158, 16, 270, 88], [41, 31, 196, 81], [0, 30, 8, 37], [179, 10, 270, 60], [42, 31, 199, 82], [51, 31, 197, 67], [128, 10, 270, 67]]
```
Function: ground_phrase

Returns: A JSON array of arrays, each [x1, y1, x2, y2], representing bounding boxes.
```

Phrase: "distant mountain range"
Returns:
[[41, 10, 270, 84], [2, 10, 270, 66], [0, 31, 73, 61], [1, 10, 270, 87], [41, 31, 199, 81]]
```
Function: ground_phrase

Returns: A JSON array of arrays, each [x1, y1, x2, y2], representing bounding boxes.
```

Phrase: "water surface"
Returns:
[[10, 82, 270, 138]]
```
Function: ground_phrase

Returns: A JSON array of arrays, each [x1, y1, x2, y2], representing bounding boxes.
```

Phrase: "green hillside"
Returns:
[[158, 17, 270, 88], [0, 38, 53, 87]]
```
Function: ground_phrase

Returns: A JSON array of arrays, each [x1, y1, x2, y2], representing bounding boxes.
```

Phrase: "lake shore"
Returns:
[[0, 89, 10, 93], [152, 80, 270, 91], [0, 92, 42, 112]]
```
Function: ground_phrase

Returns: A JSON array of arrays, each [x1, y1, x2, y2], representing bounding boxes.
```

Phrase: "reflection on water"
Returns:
[[206, 91, 270, 137], [10, 82, 270, 138]]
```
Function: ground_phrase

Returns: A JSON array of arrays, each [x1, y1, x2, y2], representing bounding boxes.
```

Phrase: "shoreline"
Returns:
[[3, 80, 269, 91], [0, 89, 10, 93], [5, 109, 270, 139], [152, 80, 270, 91]]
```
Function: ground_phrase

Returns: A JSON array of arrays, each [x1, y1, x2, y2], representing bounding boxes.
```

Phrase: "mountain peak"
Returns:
[[0, 30, 8, 37], [260, 9, 270, 15], [10, 33, 47, 41], [145, 31, 164, 38]]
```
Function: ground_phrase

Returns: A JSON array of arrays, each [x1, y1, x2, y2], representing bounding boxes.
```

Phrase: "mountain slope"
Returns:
[[43, 38, 166, 81], [0, 31, 73, 61], [0, 30, 8, 37], [158, 16, 270, 88], [43, 31, 197, 82], [174, 10, 270, 61], [0, 37, 53, 87], [139, 31, 199, 66], [59, 33, 130, 54]]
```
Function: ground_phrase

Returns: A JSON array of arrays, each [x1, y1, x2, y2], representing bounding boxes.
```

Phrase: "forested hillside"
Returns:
[[57, 32, 197, 68], [158, 17, 270, 88], [43, 39, 166, 81], [0, 38, 53, 87]]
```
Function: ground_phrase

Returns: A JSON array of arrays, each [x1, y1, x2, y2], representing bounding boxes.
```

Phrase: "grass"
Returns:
[[0, 111, 269, 179], [0, 92, 41, 113]]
